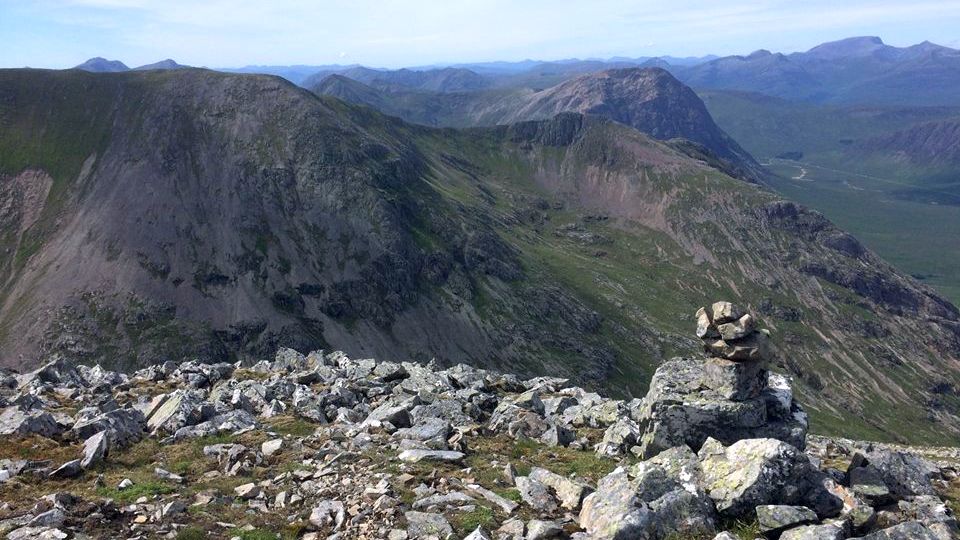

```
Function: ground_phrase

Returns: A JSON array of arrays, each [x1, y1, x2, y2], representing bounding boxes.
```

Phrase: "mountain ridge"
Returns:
[[1, 68, 959, 444]]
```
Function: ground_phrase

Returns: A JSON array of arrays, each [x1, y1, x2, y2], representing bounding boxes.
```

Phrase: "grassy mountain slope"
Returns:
[[1, 69, 959, 444]]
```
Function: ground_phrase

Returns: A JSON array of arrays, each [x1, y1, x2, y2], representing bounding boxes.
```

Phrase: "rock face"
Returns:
[[631, 302, 808, 459]]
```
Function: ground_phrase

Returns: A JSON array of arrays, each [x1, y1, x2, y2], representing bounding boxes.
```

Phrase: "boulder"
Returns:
[[0, 408, 64, 438], [846, 450, 939, 500], [580, 447, 716, 540], [703, 330, 771, 362], [515, 476, 559, 513], [595, 417, 640, 457], [71, 407, 145, 448], [711, 302, 745, 325], [310, 500, 346, 530], [697, 438, 841, 519], [48, 459, 82, 479], [717, 313, 756, 341], [144, 390, 212, 434], [526, 519, 563, 540]]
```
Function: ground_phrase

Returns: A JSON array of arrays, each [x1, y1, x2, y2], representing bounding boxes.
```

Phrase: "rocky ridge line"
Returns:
[[0, 303, 956, 539]]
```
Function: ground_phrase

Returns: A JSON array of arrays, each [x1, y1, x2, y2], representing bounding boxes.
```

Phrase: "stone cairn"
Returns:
[[696, 300, 771, 401], [632, 300, 808, 459]]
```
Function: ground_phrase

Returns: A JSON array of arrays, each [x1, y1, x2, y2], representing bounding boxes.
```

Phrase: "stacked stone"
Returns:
[[696, 301, 771, 401]]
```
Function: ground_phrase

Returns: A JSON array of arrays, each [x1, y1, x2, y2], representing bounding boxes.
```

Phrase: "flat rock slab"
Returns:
[[397, 449, 465, 463]]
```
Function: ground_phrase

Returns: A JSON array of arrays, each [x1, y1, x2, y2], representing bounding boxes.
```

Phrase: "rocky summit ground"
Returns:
[[0, 313, 958, 540]]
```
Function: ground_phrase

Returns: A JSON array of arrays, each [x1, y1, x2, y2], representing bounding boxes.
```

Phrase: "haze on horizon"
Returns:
[[2, 0, 960, 70]]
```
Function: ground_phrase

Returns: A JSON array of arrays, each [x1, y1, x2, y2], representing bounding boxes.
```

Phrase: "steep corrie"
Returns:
[[0, 69, 958, 444]]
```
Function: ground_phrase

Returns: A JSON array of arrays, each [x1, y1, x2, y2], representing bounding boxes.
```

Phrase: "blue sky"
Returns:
[[2, 0, 960, 69]]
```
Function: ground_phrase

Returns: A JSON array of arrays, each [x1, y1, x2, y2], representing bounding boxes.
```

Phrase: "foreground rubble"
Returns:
[[0, 302, 957, 539]]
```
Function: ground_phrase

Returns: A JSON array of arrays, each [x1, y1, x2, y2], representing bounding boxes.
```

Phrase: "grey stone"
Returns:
[[526, 520, 563, 540], [397, 449, 464, 463], [48, 459, 82, 479], [80, 430, 108, 469], [529, 466, 592, 510], [703, 357, 767, 401], [717, 313, 756, 341], [412, 491, 474, 510], [850, 521, 943, 540], [144, 390, 212, 434], [404, 511, 453, 539], [696, 307, 720, 339], [703, 331, 771, 362], [847, 450, 939, 500], [28, 508, 66, 528], [0, 408, 64, 438], [261, 438, 283, 457], [515, 476, 558, 513], [71, 407, 145, 448], [463, 527, 492, 540], [581, 447, 716, 540], [711, 302, 745, 325], [756, 505, 819, 536], [466, 484, 519, 514], [595, 417, 640, 457], [779, 524, 846, 540], [310, 500, 346, 531]]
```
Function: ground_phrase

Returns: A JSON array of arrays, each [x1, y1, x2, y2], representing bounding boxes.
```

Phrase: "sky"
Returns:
[[2, 0, 960, 69]]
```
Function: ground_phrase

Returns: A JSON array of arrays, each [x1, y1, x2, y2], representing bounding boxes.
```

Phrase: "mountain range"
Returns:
[[1, 67, 959, 445]]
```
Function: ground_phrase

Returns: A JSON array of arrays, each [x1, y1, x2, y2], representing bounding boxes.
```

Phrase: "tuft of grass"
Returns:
[[238, 529, 281, 540], [96, 480, 175, 503], [452, 505, 496, 534], [175, 527, 206, 540], [265, 415, 316, 437]]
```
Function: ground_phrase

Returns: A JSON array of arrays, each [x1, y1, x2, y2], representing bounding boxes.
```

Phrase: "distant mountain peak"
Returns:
[[73, 57, 129, 73], [806, 36, 888, 59], [133, 59, 190, 71], [746, 49, 773, 59]]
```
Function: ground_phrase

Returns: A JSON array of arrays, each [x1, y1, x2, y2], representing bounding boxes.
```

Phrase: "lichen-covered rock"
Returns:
[[846, 450, 939, 500], [779, 523, 846, 540], [756, 505, 818, 536], [697, 438, 841, 518], [580, 447, 716, 540]]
